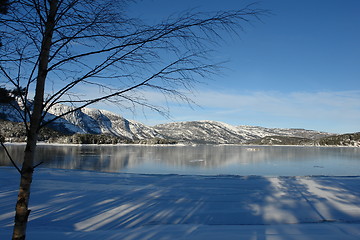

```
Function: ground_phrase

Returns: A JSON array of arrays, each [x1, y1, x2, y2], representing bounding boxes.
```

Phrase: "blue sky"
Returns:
[[99, 0, 360, 133]]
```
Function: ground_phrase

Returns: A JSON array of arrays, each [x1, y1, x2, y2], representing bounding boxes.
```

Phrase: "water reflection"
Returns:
[[1, 144, 359, 176]]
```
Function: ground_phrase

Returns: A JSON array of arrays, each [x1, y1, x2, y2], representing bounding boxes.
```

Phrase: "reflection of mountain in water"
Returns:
[[1, 145, 359, 175]]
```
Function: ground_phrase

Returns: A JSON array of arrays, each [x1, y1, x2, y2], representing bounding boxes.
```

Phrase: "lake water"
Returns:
[[1, 144, 360, 176]]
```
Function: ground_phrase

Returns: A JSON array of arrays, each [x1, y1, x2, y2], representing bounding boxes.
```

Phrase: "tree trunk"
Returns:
[[11, 136, 37, 240], [12, 1, 58, 239]]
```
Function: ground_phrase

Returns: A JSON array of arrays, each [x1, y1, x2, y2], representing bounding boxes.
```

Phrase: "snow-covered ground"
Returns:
[[1, 167, 360, 240]]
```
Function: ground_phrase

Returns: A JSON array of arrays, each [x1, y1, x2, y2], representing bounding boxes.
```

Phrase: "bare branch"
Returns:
[[0, 141, 22, 174]]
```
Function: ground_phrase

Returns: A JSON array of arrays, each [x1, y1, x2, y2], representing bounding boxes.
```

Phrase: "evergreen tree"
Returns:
[[0, 87, 14, 103]]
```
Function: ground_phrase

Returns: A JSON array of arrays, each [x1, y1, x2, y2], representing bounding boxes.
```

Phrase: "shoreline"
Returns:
[[2, 141, 360, 148]]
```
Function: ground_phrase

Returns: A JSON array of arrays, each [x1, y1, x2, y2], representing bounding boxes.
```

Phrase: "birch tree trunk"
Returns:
[[12, 1, 58, 239]]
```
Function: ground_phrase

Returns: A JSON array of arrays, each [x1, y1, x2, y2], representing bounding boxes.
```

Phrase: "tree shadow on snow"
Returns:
[[1, 168, 360, 240]]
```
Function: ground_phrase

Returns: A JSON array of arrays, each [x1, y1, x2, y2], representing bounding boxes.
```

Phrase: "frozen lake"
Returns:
[[1, 144, 360, 176]]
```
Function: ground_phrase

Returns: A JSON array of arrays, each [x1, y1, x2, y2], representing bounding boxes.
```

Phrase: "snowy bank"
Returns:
[[1, 167, 360, 240]]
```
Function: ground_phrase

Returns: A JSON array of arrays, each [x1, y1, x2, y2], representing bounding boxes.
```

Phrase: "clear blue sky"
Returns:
[[99, 0, 360, 133]]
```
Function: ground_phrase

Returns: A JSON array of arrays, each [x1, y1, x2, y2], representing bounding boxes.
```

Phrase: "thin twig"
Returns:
[[33, 161, 44, 169]]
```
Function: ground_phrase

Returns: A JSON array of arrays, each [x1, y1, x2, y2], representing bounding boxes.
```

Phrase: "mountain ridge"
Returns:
[[153, 120, 332, 144], [0, 102, 347, 145]]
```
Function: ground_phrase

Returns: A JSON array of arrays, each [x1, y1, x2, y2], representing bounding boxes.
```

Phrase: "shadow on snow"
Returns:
[[1, 168, 360, 239]]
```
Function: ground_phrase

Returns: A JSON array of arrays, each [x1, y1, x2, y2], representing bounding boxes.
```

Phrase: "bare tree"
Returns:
[[0, 0, 265, 239]]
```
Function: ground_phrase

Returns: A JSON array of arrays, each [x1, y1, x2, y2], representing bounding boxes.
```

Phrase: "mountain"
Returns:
[[153, 120, 332, 144], [314, 132, 360, 147], [154, 120, 247, 144], [0, 102, 340, 145], [249, 133, 360, 147], [46, 104, 162, 140], [0, 102, 164, 142], [247, 136, 313, 145]]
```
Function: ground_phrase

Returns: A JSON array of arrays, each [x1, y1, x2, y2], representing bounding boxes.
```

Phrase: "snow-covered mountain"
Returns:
[[0, 103, 333, 144], [153, 120, 332, 144], [0, 103, 162, 140], [46, 104, 162, 140]]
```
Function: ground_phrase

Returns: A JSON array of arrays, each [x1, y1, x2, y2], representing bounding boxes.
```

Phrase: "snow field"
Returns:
[[1, 167, 360, 239]]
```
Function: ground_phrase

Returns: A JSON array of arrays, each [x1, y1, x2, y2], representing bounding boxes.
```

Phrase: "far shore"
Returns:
[[2, 141, 359, 148]]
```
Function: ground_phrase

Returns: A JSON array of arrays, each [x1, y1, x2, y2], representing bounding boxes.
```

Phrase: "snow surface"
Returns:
[[1, 167, 360, 240]]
